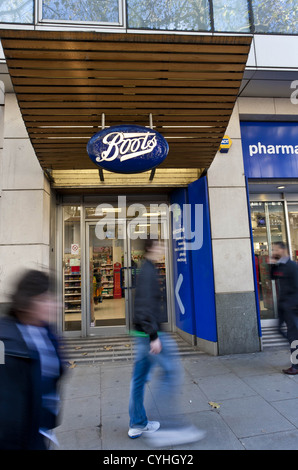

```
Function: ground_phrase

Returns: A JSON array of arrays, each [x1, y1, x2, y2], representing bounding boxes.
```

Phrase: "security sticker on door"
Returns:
[[71, 243, 80, 255]]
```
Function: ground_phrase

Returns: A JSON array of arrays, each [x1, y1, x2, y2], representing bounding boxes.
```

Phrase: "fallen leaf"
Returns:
[[68, 361, 77, 369], [208, 401, 220, 409], [104, 346, 112, 350], [82, 352, 88, 356], [75, 346, 82, 350], [125, 344, 130, 348]]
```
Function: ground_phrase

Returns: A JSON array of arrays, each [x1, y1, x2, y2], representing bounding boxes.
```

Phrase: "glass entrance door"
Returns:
[[250, 201, 288, 323], [86, 220, 128, 335], [126, 218, 170, 332], [86, 216, 171, 335], [287, 202, 298, 262]]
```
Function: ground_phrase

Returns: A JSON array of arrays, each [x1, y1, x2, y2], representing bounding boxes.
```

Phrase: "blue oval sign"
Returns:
[[87, 124, 169, 174]]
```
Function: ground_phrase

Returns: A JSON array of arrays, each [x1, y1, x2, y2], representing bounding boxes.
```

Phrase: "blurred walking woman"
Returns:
[[0, 270, 64, 449]]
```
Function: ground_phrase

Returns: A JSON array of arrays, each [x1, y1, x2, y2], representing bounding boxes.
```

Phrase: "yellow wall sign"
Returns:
[[219, 135, 232, 153]]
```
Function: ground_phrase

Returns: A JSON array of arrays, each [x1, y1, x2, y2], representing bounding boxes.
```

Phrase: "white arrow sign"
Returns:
[[175, 273, 185, 315]]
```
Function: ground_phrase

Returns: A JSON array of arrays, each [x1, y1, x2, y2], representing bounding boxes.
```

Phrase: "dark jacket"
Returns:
[[270, 259, 298, 311], [133, 259, 167, 341], [0, 315, 64, 450]]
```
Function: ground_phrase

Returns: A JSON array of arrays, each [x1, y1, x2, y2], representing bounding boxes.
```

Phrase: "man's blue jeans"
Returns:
[[128, 333, 183, 429]]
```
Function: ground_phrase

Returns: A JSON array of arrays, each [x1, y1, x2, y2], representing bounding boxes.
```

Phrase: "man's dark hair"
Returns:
[[144, 238, 158, 253], [9, 269, 52, 316], [272, 241, 287, 250]]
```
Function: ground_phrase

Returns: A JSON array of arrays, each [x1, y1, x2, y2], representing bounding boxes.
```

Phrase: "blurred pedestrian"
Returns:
[[128, 239, 205, 446], [0, 269, 65, 449], [270, 242, 298, 374]]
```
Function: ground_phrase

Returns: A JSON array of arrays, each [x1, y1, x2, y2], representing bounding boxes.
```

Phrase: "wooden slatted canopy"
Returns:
[[0, 30, 252, 171]]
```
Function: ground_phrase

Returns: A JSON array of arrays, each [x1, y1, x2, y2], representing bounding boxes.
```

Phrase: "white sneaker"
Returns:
[[128, 421, 160, 439], [144, 425, 206, 447]]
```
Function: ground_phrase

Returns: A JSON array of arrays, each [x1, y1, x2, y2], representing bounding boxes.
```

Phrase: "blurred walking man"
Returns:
[[270, 242, 298, 374], [128, 239, 205, 447]]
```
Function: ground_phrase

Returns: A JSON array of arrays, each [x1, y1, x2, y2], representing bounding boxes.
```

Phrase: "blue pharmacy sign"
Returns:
[[87, 124, 169, 174], [240, 122, 298, 178]]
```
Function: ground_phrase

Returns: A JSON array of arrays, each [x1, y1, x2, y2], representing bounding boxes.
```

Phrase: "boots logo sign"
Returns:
[[87, 124, 169, 174]]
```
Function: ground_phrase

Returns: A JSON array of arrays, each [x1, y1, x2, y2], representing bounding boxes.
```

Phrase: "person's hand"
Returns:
[[150, 338, 162, 354]]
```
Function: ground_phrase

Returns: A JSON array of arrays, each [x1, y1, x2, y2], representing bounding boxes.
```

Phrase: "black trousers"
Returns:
[[283, 307, 298, 369]]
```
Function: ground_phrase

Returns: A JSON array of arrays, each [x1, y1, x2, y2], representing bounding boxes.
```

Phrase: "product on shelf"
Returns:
[[64, 256, 81, 315]]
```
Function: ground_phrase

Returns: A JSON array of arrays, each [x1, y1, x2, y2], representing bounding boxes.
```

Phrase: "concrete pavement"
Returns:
[[55, 345, 298, 450]]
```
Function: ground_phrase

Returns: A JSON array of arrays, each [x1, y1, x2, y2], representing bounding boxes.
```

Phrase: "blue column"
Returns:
[[170, 178, 217, 344]]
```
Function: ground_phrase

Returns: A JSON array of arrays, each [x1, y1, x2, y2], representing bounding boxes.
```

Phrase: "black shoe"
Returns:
[[282, 366, 298, 375]]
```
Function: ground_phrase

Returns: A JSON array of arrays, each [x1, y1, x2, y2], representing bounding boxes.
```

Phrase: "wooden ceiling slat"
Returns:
[[13, 78, 242, 88], [18, 94, 236, 103], [9, 68, 245, 80], [21, 108, 232, 116], [7, 59, 245, 73], [28, 127, 225, 134], [5, 50, 248, 64], [15, 86, 238, 96], [0, 29, 251, 171], [20, 102, 235, 109], [23, 115, 230, 123], [0, 29, 251, 42], [3, 38, 251, 54]]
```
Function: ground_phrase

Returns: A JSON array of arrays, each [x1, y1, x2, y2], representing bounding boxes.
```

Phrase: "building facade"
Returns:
[[0, 0, 297, 355]]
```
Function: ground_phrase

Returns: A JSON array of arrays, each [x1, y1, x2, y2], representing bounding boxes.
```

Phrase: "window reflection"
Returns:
[[213, 0, 250, 32], [252, 0, 298, 34], [288, 203, 298, 262], [250, 201, 288, 321], [0, 0, 33, 23], [42, 0, 120, 23], [127, 0, 211, 31]]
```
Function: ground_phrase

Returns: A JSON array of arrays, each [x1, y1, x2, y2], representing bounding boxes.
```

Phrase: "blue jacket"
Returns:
[[0, 315, 64, 449]]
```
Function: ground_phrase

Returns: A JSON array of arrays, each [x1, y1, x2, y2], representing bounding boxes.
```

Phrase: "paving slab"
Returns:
[[196, 372, 257, 401], [218, 395, 295, 438], [173, 410, 245, 451], [242, 373, 298, 402], [241, 429, 298, 450], [270, 398, 298, 427], [218, 353, 278, 377], [54, 346, 298, 451]]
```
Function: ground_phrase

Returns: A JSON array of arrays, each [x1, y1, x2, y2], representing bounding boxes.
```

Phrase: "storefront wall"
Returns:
[[239, 97, 298, 330], [0, 92, 52, 314], [5, 91, 295, 355], [207, 103, 261, 355], [0, 90, 264, 356]]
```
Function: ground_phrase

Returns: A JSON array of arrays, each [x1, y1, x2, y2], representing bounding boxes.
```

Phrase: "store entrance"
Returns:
[[85, 217, 169, 336], [250, 201, 288, 324], [62, 201, 171, 336]]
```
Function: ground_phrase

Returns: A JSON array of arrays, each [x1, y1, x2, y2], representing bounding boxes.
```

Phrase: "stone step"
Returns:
[[261, 326, 288, 349], [60, 333, 202, 365]]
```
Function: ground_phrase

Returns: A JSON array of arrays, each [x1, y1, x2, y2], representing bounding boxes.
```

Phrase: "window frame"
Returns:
[[36, 0, 126, 28]]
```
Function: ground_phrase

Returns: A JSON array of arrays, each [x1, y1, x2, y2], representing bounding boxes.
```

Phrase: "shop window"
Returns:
[[0, 0, 34, 23], [287, 203, 298, 263], [63, 206, 81, 332], [41, 0, 122, 24], [252, 0, 298, 34], [213, 0, 250, 32], [127, 0, 211, 31], [250, 201, 288, 321]]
